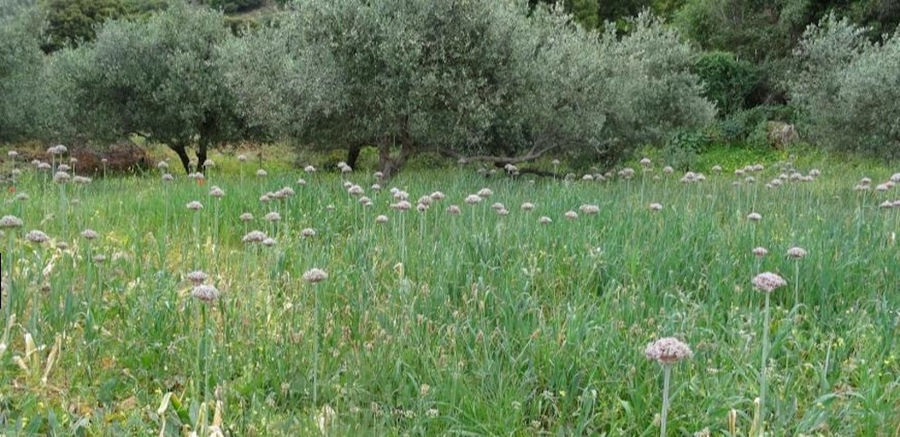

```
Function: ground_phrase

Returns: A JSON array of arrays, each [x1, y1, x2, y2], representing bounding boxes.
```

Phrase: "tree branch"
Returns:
[[438, 145, 558, 165]]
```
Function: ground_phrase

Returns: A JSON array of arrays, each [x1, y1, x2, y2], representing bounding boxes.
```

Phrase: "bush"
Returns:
[[694, 51, 759, 116], [662, 128, 716, 170], [789, 14, 900, 159], [41, 0, 128, 52], [598, 13, 717, 155]]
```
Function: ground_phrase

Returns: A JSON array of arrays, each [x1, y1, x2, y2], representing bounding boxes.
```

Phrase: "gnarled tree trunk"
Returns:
[[169, 143, 191, 174], [377, 136, 414, 179]]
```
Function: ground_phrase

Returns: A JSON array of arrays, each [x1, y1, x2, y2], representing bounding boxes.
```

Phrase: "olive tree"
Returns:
[[224, 0, 714, 175], [52, 1, 244, 172], [0, 3, 47, 142], [789, 14, 900, 159]]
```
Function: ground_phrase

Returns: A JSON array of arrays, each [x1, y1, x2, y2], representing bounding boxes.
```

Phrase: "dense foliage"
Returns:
[[49, 2, 245, 172], [0, 4, 47, 142], [224, 2, 712, 174], [789, 15, 900, 159], [2, 0, 900, 166]]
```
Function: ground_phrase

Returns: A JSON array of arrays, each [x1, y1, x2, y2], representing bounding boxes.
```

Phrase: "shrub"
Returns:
[[694, 51, 759, 116], [788, 14, 900, 159]]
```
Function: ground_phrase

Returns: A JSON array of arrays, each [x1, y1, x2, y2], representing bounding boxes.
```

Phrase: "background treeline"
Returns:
[[1, 0, 898, 174]]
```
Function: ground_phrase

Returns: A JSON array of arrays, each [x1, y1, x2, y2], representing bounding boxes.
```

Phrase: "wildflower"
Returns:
[[242, 230, 267, 244], [162, 173, 174, 182], [73, 176, 91, 184], [712, 165, 722, 173], [304, 165, 316, 173], [875, 183, 890, 192], [446, 205, 461, 215], [256, 169, 267, 177], [53, 171, 70, 183], [81, 229, 99, 240], [58, 164, 71, 172], [186, 271, 209, 285], [663, 166, 674, 174], [564, 211, 578, 220], [391, 201, 412, 211], [891, 173, 900, 183], [297, 178, 307, 186], [786, 247, 807, 259], [25, 230, 49, 244], [259, 194, 271, 203], [752, 272, 787, 293], [579, 204, 600, 215], [302, 268, 328, 284], [582, 174, 594, 181], [477, 188, 493, 198], [464, 195, 481, 205], [191, 284, 219, 302], [645, 337, 693, 364], [7, 150, 18, 158], [375, 215, 389, 224], [237, 154, 247, 162], [521, 202, 535, 211], [880, 201, 894, 209], [747, 212, 762, 221], [262, 238, 276, 247], [186, 201, 203, 211], [810, 169, 821, 177], [496, 208, 509, 216], [0, 215, 24, 228], [92, 254, 107, 263], [209, 186, 225, 198], [639, 158, 652, 167], [301, 228, 316, 238], [264, 212, 281, 222], [56, 241, 69, 250], [491, 202, 505, 211], [430, 191, 446, 201], [752, 247, 768, 258], [348, 185, 364, 196], [371, 183, 381, 191], [37, 162, 51, 170], [539, 216, 552, 224], [239, 213, 254, 222], [649, 203, 663, 211], [203, 159, 215, 168], [551, 159, 560, 166], [618, 168, 635, 179], [417, 203, 428, 213]]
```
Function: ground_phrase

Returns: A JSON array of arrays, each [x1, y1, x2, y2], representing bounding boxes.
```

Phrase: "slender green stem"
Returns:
[[759, 292, 770, 437], [660, 364, 671, 437]]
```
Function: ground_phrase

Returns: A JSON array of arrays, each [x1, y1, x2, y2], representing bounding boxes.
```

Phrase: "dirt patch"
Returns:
[[11, 142, 153, 175]]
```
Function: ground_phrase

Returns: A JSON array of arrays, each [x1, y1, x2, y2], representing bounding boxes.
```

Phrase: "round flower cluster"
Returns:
[[302, 268, 328, 284], [752, 272, 787, 293], [644, 337, 693, 364]]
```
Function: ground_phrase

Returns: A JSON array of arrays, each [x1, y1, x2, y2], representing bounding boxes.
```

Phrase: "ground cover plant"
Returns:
[[1, 148, 898, 435]]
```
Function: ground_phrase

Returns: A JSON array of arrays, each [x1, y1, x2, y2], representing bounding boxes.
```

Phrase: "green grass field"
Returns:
[[1, 150, 898, 436]]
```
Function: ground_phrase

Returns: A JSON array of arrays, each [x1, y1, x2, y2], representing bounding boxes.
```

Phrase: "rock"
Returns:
[[766, 122, 798, 149]]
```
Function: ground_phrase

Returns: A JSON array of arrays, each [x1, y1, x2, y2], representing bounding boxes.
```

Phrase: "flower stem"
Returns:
[[759, 292, 770, 437], [661, 364, 671, 437]]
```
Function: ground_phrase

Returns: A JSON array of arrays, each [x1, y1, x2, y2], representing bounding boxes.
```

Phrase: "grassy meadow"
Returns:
[[1, 148, 899, 436]]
